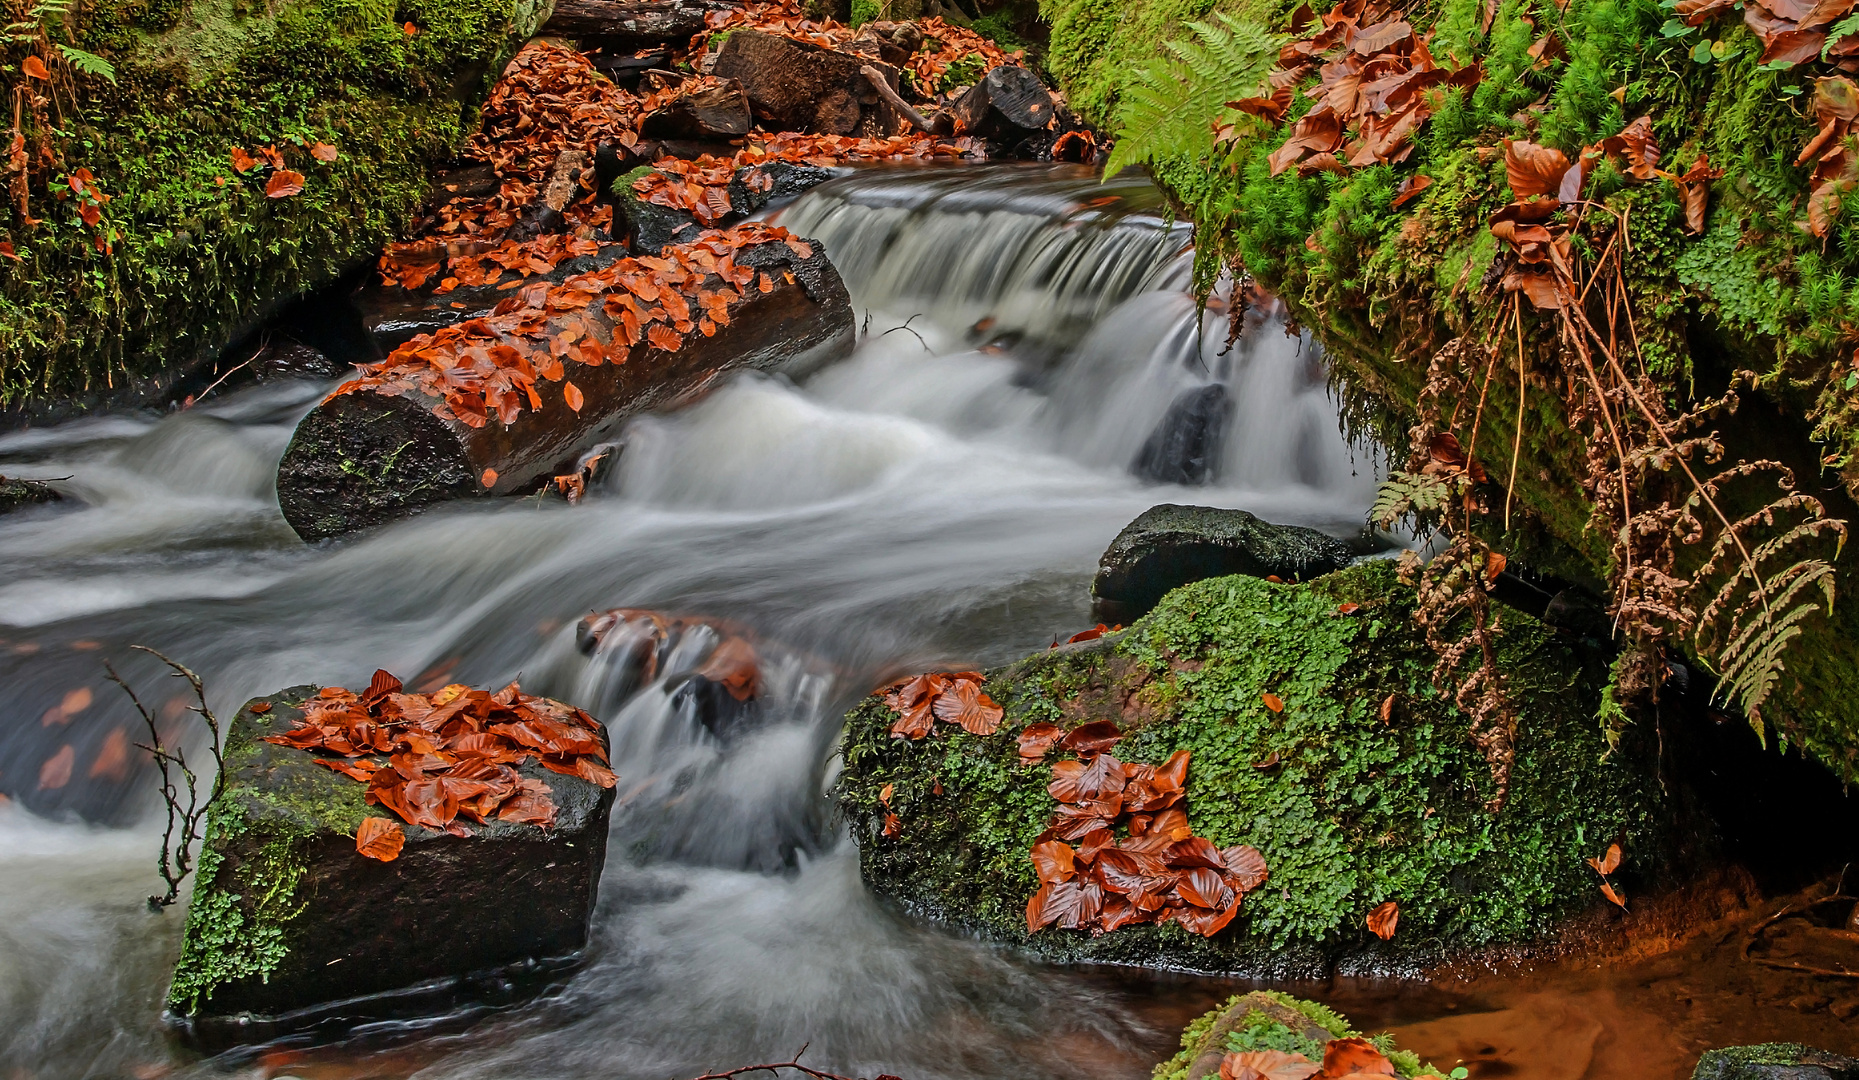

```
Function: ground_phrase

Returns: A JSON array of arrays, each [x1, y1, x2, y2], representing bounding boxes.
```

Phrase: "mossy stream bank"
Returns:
[[834, 563, 1673, 975]]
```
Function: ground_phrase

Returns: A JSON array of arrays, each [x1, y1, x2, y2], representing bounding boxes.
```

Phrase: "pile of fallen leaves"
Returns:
[[1797, 76, 1859, 237], [1675, 0, 1859, 68], [333, 221, 813, 430], [1018, 719, 1269, 937], [1236, 0, 1481, 175], [467, 40, 640, 179], [632, 132, 977, 224], [1219, 1038, 1414, 1080], [883, 670, 1004, 739], [907, 16, 1023, 91], [261, 670, 616, 861]]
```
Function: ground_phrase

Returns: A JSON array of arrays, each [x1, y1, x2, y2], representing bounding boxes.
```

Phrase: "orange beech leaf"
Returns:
[[1588, 842, 1622, 875], [22, 56, 49, 80], [1222, 844, 1270, 891], [1219, 1049, 1321, 1080], [1391, 174, 1432, 209], [1503, 139, 1573, 199], [266, 170, 306, 198], [310, 142, 339, 163], [1486, 551, 1507, 581], [481, 468, 499, 488], [1379, 694, 1396, 722], [230, 147, 258, 172], [881, 811, 901, 836], [563, 380, 584, 413], [1018, 722, 1063, 760], [88, 728, 130, 781], [1058, 720, 1122, 756], [356, 817, 406, 861], [0, 241, 19, 261], [878, 783, 894, 805], [1367, 900, 1400, 940], [646, 323, 683, 351], [1031, 839, 1078, 883], [1601, 881, 1627, 909], [250, 701, 273, 714], [1262, 692, 1285, 713], [39, 744, 75, 789], [1321, 1038, 1396, 1077], [1336, 602, 1361, 615]]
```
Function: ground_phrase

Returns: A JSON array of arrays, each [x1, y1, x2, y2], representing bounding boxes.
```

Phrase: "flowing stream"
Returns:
[[0, 164, 1834, 1080]]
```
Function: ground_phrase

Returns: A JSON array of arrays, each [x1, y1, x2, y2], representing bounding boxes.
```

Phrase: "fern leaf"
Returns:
[[1103, 13, 1282, 177], [55, 44, 114, 82]]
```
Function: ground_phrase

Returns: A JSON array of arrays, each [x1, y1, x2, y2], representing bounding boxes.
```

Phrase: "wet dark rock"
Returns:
[[618, 160, 834, 254], [1543, 586, 1614, 644], [0, 475, 63, 515], [1133, 383, 1232, 485], [712, 30, 909, 136], [670, 674, 763, 740], [168, 687, 613, 1043], [1692, 1043, 1859, 1080], [948, 65, 1058, 151], [1091, 503, 1355, 622], [543, 0, 736, 42], [251, 337, 346, 383]]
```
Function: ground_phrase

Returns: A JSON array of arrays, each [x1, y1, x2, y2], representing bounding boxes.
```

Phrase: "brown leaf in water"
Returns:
[[356, 816, 406, 861], [1367, 900, 1400, 940], [38, 745, 74, 789], [481, 468, 499, 488], [89, 728, 130, 781]]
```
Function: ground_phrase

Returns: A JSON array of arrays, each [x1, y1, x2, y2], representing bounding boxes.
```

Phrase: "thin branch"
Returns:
[[679, 1044, 876, 1080]]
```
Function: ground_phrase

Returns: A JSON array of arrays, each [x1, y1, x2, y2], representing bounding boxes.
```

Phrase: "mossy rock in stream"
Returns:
[[835, 562, 1668, 973], [1156, 990, 1449, 1080], [168, 686, 613, 1039], [0, 0, 548, 415]]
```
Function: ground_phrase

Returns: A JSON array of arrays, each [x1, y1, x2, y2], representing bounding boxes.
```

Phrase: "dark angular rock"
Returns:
[[617, 160, 835, 255], [1133, 383, 1232, 485], [1091, 503, 1354, 622], [1692, 1043, 1859, 1080], [167, 686, 614, 1042], [252, 337, 346, 383], [0, 475, 63, 516]]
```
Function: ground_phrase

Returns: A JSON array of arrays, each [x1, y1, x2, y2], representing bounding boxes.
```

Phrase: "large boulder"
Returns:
[[1693, 1044, 1859, 1080], [1090, 503, 1355, 623], [1133, 384, 1233, 486], [835, 563, 1669, 975], [168, 683, 615, 1043]]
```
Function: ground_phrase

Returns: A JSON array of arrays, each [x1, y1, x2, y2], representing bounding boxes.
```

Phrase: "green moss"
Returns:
[[835, 564, 1668, 964], [1154, 991, 1447, 1080], [166, 688, 370, 1014], [3, 0, 543, 405]]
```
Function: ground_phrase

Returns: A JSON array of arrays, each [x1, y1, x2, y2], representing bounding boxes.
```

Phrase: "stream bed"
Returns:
[[0, 165, 1851, 1080]]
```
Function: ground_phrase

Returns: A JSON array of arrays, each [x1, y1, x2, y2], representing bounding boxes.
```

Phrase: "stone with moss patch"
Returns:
[[1156, 990, 1444, 1080], [834, 563, 1668, 972], [168, 686, 614, 1031]]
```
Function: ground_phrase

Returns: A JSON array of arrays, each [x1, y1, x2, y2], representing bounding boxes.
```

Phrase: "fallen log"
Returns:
[[276, 222, 854, 541], [950, 64, 1056, 143], [638, 78, 753, 140], [711, 30, 910, 136], [542, 0, 734, 41]]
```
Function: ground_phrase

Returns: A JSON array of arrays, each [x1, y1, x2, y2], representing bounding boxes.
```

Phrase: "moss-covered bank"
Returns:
[[0, 0, 546, 410], [1040, 0, 1859, 781], [1155, 990, 1450, 1080], [835, 563, 1669, 971]]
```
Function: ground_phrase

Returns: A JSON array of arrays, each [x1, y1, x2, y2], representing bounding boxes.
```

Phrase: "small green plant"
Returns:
[[1100, 13, 1281, 179]]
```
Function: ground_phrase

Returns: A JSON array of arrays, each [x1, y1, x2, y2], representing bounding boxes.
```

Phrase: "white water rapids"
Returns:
[[0, 164, 1381, 1078]]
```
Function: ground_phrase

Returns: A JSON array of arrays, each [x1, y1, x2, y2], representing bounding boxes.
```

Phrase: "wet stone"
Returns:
[[1091, 503, 1355, 623], [1692, 1043, 1859, 1080], [167, 686, 614, 1044], [0, 475, 63, 516]]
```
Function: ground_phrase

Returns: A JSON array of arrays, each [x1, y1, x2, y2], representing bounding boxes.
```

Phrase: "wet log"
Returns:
[[638, 78, 753, 140], [711, 29, 909, 136], [949, 64, 1056, 143], [542, 0, 734, 42], [0, 474, 63, 516], [276, 229, 855, 541], [168, 684, 615, 1045]]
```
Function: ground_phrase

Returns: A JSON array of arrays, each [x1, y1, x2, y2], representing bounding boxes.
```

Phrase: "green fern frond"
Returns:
[[1102, 13, 1282, 178], [55, 44, 114, 83], [1370, 470, 1452, 529]]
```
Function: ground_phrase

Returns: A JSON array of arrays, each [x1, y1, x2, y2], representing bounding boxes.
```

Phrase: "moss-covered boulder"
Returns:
[[1691, 1043, 1859, 1080], [168, 686, 614, 1036], [835, 562, 1667, 973], [1156, 990, 1454, 1080], [0, 0, 548, 415]]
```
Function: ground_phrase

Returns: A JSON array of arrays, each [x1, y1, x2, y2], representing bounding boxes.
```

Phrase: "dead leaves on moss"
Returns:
[[1023, 721, 1268, 939], [883, 671, 1003, 738], [262, 671, 615, 847]]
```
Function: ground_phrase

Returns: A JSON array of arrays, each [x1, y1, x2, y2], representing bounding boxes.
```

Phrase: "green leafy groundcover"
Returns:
[[1039, 0, 1859, 782], [0, 0, 543, 406], [836, 563, 1667, 968]]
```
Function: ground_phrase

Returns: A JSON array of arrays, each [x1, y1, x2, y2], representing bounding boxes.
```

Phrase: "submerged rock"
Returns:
[[1693, 1044, 1859, 1080], [1133, 383, 1232, 486], [835, 562, 1668, 974], [1091, 503, 1354, 623], [168, 686, 614, 1041], [0, 476, 63, 516]]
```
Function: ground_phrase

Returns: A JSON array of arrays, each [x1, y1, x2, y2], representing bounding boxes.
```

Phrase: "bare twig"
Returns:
[[879, 313, 930, 351], [679, 1043, 890, 1080], [106, 646, 228, 910], [859, 65, 934, 133]]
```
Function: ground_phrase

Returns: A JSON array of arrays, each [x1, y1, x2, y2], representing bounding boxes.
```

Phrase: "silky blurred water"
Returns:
[[0, 164, 1382, 1079]]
